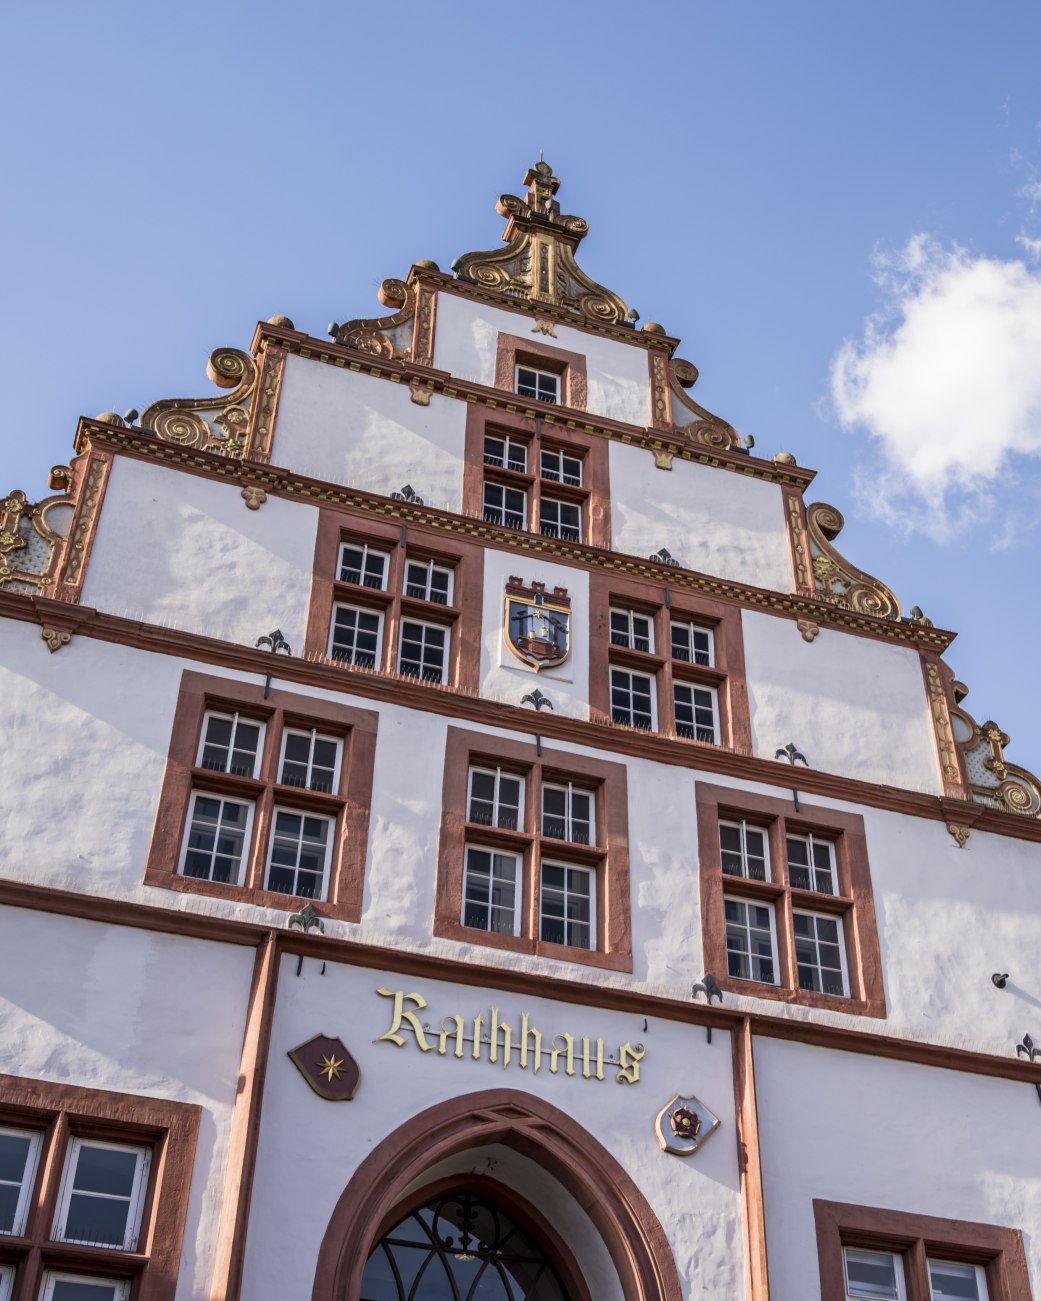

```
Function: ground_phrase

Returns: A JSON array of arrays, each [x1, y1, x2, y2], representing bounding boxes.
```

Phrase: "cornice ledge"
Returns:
[[0, 875, 1038, 1081], [248, 319, 817, 489], [67, 427, 954, 653]]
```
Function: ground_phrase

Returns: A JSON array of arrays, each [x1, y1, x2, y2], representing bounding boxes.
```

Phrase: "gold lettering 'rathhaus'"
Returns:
[[374, 989, 646, 1085]]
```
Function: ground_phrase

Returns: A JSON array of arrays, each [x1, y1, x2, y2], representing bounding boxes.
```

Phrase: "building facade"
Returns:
[[1, 161, 1040, 1300]]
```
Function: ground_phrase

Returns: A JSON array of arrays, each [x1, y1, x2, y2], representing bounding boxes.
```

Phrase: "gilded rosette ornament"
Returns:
[[654, 1092, 721, 1157]]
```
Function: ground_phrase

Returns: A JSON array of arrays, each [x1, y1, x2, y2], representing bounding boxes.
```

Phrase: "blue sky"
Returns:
[[3, 2, 1041, 775]]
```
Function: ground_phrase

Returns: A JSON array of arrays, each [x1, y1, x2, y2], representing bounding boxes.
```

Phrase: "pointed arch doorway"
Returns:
[[312, 1089, 681, 1301]]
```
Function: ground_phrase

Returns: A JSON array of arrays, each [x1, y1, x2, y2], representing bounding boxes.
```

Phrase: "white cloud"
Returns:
[[830, 236, 1041, 540]]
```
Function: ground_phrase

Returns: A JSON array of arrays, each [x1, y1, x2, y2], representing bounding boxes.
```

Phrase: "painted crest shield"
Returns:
[[504, 576, 571, 671], [653, 1092, 720, 1157], [288, 1033, 361, 1101]]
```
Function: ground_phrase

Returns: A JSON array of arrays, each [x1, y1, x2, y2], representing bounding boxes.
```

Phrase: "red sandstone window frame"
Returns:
[[304, 509, 483, 694], [814, 1199, 1031, 1300], [493, 333, 588, 412], [434, 727, 632, 972], [462, 406, 612, 550], [589, 572, 752, 753], [144, 671, 377, 922], [0, 1074, 199, 1301], [696, 782, 887, 1017]]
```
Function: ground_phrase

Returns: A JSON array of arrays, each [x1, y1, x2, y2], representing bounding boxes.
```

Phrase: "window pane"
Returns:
[[339, 544, 387, 589], [183, 796, 250, 884], [399, 622, 448, 683], [463, 848, 517, 934], [928, 1262, 982, 1300], [725, 898, 775, 983], [0, 1128, 36, 1235], [71, 1146, 137, 1197], [330, 605, 381, 668], [540, 863, 592, 948], [267, 811, 330, 899], [47, 1281, 126, 1301], [844, 1248, 901, 1299], [674, 683, 716, 743]]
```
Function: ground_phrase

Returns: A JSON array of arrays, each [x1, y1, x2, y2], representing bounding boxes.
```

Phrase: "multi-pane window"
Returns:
[[540, 448, 582, 486], [53, 1139, 150, 1251], [40, 1276, 131, 1301], [539, 497, 581, 542], [329, 604, 382, 668], [787, 832, 837, 894], [0, 1126, 41, 1236], [719, 820, 769, 881], [463, 847, 519, 934], [0, 1266, 11, 1301], [181, 793, 253, 884], [468, 767, 523, 830], [610, 668, 655, 729], [338, 542, 389, 590], [197, 712, 263, 777], [279, 729, 341, 793], [610, 608, 653, 652], [793, 911, 847, 995], [398, 619, 448, 683], [404, 558, 452, 605], [483, 481, 527, 529], [671, 620, 713, 666], [542, 783, 594, 845], [674, 682, 718, 743], [724, 898, 777, 984], [515, 365, 559, 403], [484, 434, 527, 473], [842, 1247, 989, 1301], [540, 863, 594, 949], [266, 810, 333, 899]]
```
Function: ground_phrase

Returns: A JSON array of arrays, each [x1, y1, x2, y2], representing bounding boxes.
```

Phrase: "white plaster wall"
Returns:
[[741, 611, 943, 793], [755, 1037, 1041, 1296], [81, 455, 318, 651], [272, 353, 466, 511], [479, 548, 590, 719], [433, 291, 653, 427], [0, 907, 254, 1301], [608, 442, 794, 590], [241, 957, 744, 1300]]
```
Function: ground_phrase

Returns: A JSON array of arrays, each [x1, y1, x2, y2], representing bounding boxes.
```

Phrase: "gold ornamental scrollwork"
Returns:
[[950, 685, 1041, 818], [332, 278, 416, 360], [667, 358, 743, 449], [452, 161, 632, 326], [805, 503, 901, 620], [140, 347, 259, 459], [0, 465, 79, 593]]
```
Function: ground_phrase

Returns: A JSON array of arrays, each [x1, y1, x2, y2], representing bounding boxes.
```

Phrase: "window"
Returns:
[[673, 681, 718, 743], [436, 728, 632, 972], [338, 541, 389, 590], [697, 784, 886, 1016], [0, 1077, 198, 1301], [540, 447, 582, 486], [671, 620, 713, 666], [516, 365, 559, 403], [539, 497, 581, 542], [307, 514, 475, 693], [404, 558, 452, 605], [540, 862, 594, 949], [592, 577, 748, 750], [146, 672, 378, 922], [468, 767, 523, 830], [196, 711, 263, 776], [483, 481, 527, 529], [398, 619, 448, 683], [816, 1201, 1026, 1301], [54, 1139, 150, 1250], [484, 433, 527, 473], [0, 1126, 41, 1236], [610, 667, 655, 730], [329, 604, 382, 668], [610, 608, 653, 653], [463, 846, 520, 935], [542, 782, 594, 845]]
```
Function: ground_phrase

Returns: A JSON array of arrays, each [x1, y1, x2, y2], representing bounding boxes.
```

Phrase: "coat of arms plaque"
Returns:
[[503, 577, 571, 671]]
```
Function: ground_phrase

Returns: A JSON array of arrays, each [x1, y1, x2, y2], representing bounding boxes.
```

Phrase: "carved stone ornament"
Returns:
[[452, 161, 631, 326], [330, 278, 416, 359], [797, 619, 820, 643], [40, 626, 71, 653], [0, 467, 76, 594], [951, 686, 1041, 818], [654, 1092, 721, 1157], [240, 484, 267, 511], [287, 1034, 361, 1101], [140, 348, 260, 459], [806, 503, 901, 621], [409, 379, 433, 406], [946, 823, 971, 848], [504, 577, 571, 671], [667, 358, 744, 448]]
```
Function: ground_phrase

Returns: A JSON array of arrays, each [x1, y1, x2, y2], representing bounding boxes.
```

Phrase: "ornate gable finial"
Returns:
[[452, 161, 631, 326]]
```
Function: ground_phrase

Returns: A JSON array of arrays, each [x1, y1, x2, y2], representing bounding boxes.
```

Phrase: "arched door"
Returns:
[[360, 1188, 568, 1300]]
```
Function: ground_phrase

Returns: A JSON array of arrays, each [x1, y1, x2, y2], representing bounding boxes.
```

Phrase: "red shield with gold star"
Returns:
[[288, 1034, 361, 1101]]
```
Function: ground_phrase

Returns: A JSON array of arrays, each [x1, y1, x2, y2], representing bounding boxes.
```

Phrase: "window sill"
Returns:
[[433, 918, 632, 973], [143, 871, 358, 923], [722, 974, 883, 1018]]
